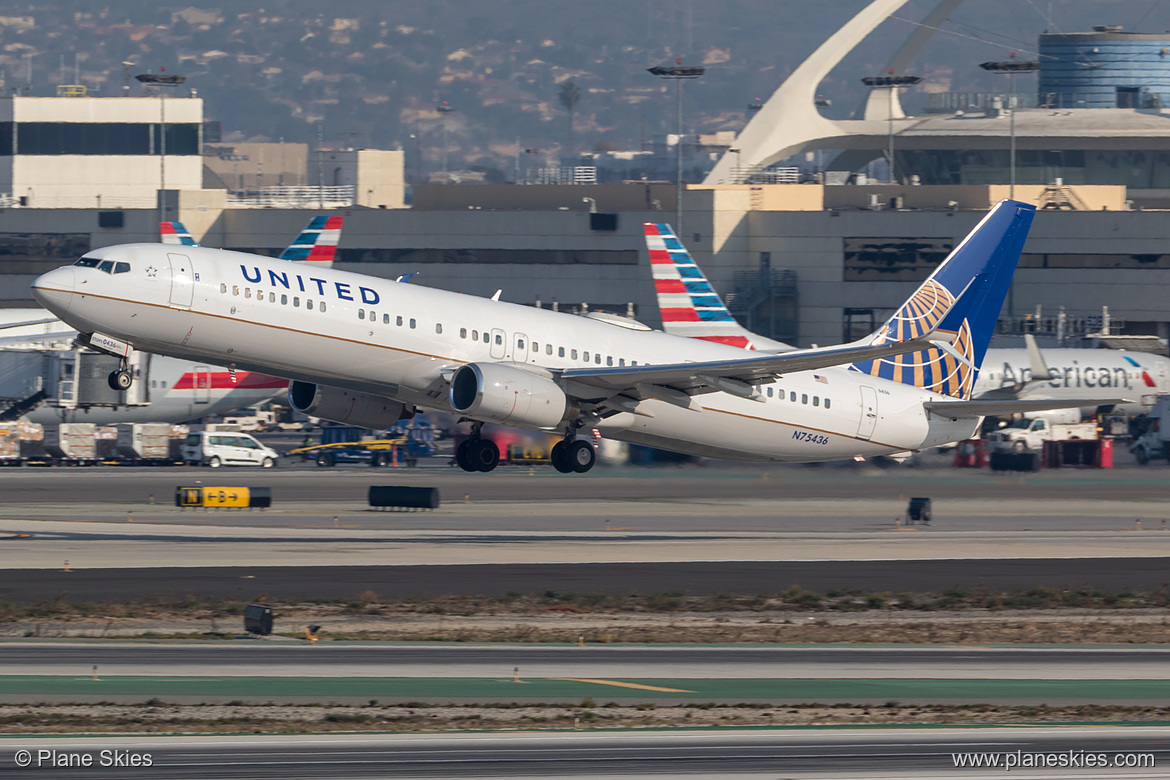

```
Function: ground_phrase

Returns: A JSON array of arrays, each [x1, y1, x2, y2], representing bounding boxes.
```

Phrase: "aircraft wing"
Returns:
[[924, 398, 1131, 419], [558, 330, 957, 402]]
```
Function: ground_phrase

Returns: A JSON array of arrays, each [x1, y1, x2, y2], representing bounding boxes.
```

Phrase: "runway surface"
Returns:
[[6, 642, 1170, 680], [3, 557, 1170, 603], [2, 463, 1170, 598], [3, 727, 1167, 778]]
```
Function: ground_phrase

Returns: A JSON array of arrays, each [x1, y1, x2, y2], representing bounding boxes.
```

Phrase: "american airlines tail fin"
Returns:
[[643, 222, 794, 352], [159, 221, 197, 246], [279, 215, 344, 268], [850, 199, 1036, 400]]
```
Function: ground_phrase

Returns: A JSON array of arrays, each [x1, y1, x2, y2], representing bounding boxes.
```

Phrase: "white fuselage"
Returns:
[[33, 244, 981, 462], [977, 348, 1170, 414]]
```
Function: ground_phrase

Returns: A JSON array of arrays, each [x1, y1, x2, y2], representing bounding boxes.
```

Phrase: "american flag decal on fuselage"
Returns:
[[644, 222, 753, 349], [849, 279, 975, 399]]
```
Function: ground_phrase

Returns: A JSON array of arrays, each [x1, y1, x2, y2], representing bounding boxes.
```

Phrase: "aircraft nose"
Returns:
[[32, 267, 75, 315]]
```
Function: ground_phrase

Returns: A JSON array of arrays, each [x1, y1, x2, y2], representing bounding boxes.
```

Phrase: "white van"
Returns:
[[182, 431, 279, 468]]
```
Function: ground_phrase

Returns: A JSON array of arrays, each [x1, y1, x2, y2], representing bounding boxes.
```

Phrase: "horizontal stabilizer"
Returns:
[[925, 398, 1130, 418]]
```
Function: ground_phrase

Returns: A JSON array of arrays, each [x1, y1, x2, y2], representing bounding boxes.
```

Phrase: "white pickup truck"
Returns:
[[987, 418, 1098, 452]]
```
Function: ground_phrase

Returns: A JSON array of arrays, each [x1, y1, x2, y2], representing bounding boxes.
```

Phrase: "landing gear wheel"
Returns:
[[550, 441, 574, 473], [455, 440, 477, 472], [108, 369, 133, 391], [567, 440, 596, 473], [470, 439, 500, 472]]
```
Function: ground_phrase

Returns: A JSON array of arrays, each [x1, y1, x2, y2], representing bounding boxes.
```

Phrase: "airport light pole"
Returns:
[[136, 71, 186, 224], [860, 74, 921, 185], [648, 64, 705, 235], [980, 59, 1040, 200]]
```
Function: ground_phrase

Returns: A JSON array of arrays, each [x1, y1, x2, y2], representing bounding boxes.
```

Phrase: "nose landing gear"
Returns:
[[107, 361, 133, 391]]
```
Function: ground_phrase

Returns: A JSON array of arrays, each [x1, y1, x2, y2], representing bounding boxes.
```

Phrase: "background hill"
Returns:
[[0, 0, 1165, 179]]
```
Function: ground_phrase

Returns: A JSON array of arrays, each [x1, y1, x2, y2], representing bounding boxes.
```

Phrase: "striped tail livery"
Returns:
[[279, 215, 344, 268]]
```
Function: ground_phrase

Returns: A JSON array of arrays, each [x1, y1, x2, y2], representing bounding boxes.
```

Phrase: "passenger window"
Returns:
[[790, 392, 796, 402], [307, 300, 314, 310], [583, 351, 590, 362], [606, 356, 613, 366], [471, 329, 478, 340], [281, 294, 288, 305], [532, 342, 539, 352], [220, 283, 227, 293], [232, 286, 239, 296], [160, 380, 167, 388], [245, 288, 252, 299], [546, 344, 553, 355], [436, 323, 443, 334], [802, 394, 808, 404], [619, 358, 625, 366], [558, 347, 565, 357], [383, 314, 390, 325], [824, 398, 831, 409], [767, 387, 773, 397], [358, 309, 365, 320], [397, 316, 404, 326], [410, 318, 417, 329], [494, 334, 502, 345], [483, 332, 489, 343], [460, 328, 467, 339], [370, 311, 376, 321], [594, 354, 601, 364], [320, 301, 327, 312], [269, 292, 276, 303], [813, 396, 820, 407], [571, 349, 578, 360], [293, 297, 300, 307], [518, 339, 525, 350]]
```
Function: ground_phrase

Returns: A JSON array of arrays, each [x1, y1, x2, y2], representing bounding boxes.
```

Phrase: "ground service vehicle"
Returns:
[[182, 430, 279, 468], [987, 418, 1097, 452], [1131, 397, 1170, 464]]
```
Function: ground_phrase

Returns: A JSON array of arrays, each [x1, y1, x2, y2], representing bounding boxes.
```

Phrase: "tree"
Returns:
[[558, 80, 582, 158]]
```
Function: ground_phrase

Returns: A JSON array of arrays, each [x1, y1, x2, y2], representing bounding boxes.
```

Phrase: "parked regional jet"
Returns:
[[32, 200, 1121, 473], [644, 223, 1170, 417]]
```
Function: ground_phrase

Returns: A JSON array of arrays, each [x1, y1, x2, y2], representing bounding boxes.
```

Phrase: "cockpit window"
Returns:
[[74, 257, 101, 268], [75, 257, 131, 274], [113, 262, 130, 274], [98, 260, 115, 273]]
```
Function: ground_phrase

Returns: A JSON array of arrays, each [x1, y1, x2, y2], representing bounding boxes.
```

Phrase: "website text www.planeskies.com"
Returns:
[[952, 749, 1154, 771]]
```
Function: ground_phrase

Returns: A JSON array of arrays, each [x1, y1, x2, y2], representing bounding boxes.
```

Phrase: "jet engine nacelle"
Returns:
[[288, 381, 413, 429], [449, 362, 570, 430]]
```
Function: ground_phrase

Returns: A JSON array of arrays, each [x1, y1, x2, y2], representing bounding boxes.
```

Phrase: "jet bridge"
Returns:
[[0, 348, 150, 419]]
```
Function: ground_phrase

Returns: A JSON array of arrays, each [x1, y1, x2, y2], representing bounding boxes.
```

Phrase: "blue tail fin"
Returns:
[[850, 200, 1036, 399]]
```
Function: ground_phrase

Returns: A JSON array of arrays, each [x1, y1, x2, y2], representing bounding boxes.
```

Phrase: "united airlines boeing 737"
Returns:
[[31, 200, 1121, 473]]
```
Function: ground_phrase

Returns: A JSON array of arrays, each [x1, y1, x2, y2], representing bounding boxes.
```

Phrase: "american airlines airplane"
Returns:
[[30, 200, 1118, 474], [646, 223, 1170, 417]]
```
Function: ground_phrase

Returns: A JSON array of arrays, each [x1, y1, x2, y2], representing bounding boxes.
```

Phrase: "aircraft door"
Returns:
[[194, 366, 211, 404], [513, 333, 530, 363], [489, 328, 506, 359], [167, 253, 195, 309], [857, 386, 878, 440]]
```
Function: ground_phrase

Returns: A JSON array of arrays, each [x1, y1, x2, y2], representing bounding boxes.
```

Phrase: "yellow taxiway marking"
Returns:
[[550, 678, 695, 693]]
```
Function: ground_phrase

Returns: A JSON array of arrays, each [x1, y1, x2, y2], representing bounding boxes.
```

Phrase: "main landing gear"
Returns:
[[455, 423, 500, 472], [107, 361, 133, 391], [550, 436, 595, 474]]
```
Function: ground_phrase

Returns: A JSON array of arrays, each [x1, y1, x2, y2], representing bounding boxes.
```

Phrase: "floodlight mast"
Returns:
[[980, 59, 1040, 200], [648, 65, 705, 235], [136, 72, 188, 223], [860, 74, 922, 185]]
